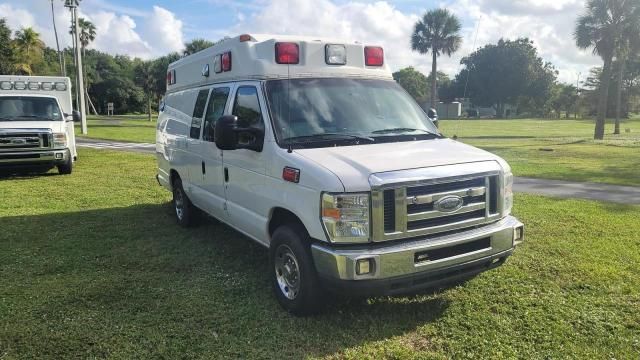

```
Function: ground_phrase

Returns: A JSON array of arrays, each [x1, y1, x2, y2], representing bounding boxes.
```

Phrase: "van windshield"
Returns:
[[265, 78, 439, 147], [0, 96, 63, 121]]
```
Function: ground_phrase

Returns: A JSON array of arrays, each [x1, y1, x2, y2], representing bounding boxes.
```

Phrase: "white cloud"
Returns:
[[0, 1, 184, 60], [0, 0, 602, 83], [140, 6, 185, 56], [234, 0, 424, 75], [85, 11, 153, 58], [0, 4, 37, 32], [233, 0, 601, 84]]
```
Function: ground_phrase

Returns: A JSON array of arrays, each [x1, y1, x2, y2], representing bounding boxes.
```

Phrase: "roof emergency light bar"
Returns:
[[0, 81, 66, 91]]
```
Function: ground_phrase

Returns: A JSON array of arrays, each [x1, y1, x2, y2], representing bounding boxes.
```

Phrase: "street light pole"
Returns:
[[65, 0, 87, 135]]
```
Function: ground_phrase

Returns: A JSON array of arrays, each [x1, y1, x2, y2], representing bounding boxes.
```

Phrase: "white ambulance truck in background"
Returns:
[[0, 76, 78, 175], [156, 34, 524, 315]]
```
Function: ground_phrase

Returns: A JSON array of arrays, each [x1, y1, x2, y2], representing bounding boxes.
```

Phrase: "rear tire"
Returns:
[[172, 177, 196, 227], [57, 154, 73, 175], [270, 224, 325, 316]]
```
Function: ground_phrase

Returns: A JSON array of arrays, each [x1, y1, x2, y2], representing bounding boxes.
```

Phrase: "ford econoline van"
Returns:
[[156, 34, 524, 315]]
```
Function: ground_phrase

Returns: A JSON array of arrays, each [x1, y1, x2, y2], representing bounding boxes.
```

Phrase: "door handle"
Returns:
[[224, 167, 229, 182], [202, 161, 206, 175]]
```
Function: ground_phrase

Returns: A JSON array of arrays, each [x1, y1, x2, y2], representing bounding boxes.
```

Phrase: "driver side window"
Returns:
[[232, 86, 264, 129], [202, 87, 230, 142]]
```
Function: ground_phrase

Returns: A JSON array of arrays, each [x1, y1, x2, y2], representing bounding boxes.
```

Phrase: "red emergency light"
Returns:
[[364, 46, 384, 66], [166, 69, 176, 85], [275, 42, 299, 64], [222, 52, 232, 72]]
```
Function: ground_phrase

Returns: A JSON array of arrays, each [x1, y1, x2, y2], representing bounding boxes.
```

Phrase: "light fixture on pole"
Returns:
[[65, 0, 87, 135]]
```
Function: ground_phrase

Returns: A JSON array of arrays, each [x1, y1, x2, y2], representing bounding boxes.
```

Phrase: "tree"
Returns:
[[0, 19, 16, 74], [392, 67, 429, 102], [75, 18, 97, 114], [460, 38, 557, 118], [135, 61, 156, 121], [13, 27, 45, 74], [547, 83, 579, 118], [77, 18, 96, 56], [613, 10, 640, 134], [50, 0, 64, 75], [575, 0, 640, 139], [411, 8, 462, 109], [183, 39, 214, 56]]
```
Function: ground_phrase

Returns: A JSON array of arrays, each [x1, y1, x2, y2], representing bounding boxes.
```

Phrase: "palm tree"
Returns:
[[411, 8, 462, 110], [183, 39, 215, 56], [77, 18, 96, 56], [71, 18, 96, 114], [13, 27, 45, 75], [135, 61, 156, 121], [50, 0, 65, 75], [613, 8, 640, 134], [574, 0, 640, 140]]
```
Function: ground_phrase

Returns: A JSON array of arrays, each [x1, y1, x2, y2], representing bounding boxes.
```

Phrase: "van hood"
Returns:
[[0, 120, 64, 133], [295, 138, 502, 191]]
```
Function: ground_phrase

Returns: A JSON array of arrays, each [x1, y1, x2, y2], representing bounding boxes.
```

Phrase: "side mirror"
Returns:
[[214, 115, 264, 152], [72, 110, 81, 122], [214, 115, 239, 150]]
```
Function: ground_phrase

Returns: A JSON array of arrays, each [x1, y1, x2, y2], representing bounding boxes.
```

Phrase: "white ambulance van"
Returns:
[[0, 76, 78, 175], [156, 34, 524, 315]]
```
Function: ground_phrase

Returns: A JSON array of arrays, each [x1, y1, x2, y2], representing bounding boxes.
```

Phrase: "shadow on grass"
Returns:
[[0, 167, 57, 180], [0, 203, 451, 358]]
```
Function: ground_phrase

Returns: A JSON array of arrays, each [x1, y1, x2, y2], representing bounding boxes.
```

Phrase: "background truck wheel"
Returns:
[[57, 155, 73, 175], [172, 177, 196, 227], [270, 224, 325, 316]]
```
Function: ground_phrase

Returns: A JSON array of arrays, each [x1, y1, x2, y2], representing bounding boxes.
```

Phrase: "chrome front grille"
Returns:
[[0, 130, 52, 151], [370, 163, 504, 242]]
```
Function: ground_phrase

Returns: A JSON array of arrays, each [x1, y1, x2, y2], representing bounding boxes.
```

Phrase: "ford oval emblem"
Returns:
[[434, 195, 464, 213]]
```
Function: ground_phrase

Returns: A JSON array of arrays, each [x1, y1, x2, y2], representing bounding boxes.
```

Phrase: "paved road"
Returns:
[[513, 177, 639, 205], [77, 138, 640, 205], [77, 138, 155, 154]]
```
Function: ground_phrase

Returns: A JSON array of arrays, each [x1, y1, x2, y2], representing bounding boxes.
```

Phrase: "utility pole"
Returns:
[[65, 0, 87, 135]]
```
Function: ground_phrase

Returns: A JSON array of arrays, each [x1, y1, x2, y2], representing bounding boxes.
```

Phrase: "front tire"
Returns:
[[57, 154, 73, 175], [270, 224, 325, 316], [172, 177, 196, 227]]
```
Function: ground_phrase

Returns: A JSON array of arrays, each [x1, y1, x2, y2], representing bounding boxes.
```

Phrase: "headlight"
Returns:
[[53, 133, 67, 148], [321, 193, 370, 243], [503, 171, 513, 216]]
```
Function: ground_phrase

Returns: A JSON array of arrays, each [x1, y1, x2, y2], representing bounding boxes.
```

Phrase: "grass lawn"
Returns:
[[1, 149, 639, 359], [75, 115, 157, 143], [440, 117, 640, 186], [75, 115, 640, 186]]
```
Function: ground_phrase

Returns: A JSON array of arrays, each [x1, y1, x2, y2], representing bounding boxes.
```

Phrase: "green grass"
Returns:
[[75, 115, 157, 143], [75, 115, 640, 186], [440, 117, 640, 186], [1, 149, 639, 358]]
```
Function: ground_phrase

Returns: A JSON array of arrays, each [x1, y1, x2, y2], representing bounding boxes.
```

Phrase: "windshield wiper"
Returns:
[[371, 127, 440, 136], [15, 115, 54, 121], [285, 133, 375, 144]]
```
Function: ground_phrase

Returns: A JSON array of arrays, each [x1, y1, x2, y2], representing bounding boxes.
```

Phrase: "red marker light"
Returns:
[[222, 52, 232, 72], [282, 167, 300, 183], [275, 42, 299, 64], [364, 46, 384, 66]]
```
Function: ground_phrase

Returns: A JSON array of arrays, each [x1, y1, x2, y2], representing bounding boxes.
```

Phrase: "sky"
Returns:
[[0, 0, 600, 84]]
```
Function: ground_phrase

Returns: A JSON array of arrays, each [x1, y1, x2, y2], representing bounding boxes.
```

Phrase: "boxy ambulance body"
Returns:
[[0, 76, 77, 174], [156, 34, 524, 314]]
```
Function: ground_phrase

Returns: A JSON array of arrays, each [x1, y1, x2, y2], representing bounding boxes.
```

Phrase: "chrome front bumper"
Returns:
[[0, 149, 70, 166], [311, 216, 523, 293]]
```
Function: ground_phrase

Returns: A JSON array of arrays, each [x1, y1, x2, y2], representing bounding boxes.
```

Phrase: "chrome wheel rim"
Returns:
[[275, 244, 301, 300], [174, 188, 185, 220]]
